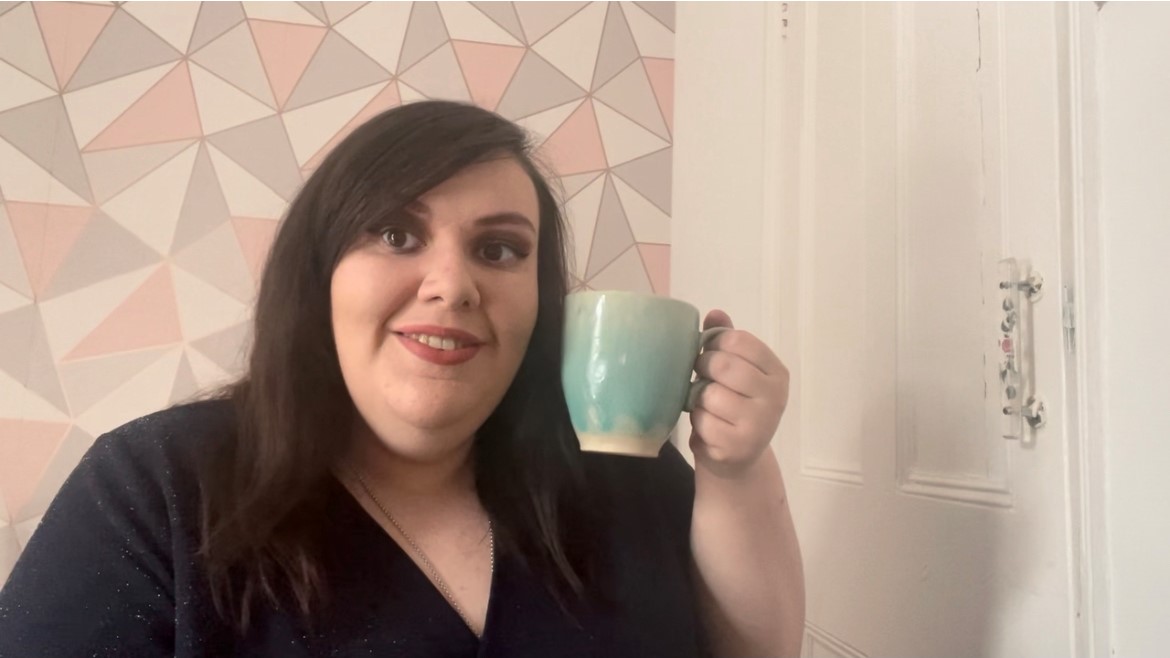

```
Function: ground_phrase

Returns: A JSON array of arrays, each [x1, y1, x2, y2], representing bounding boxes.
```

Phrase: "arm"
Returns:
[[0, 432, 176, 656], [687, 310, 805, 657]]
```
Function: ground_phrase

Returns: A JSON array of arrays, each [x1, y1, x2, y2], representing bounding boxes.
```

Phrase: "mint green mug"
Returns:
[[562, 290, 727, 457]]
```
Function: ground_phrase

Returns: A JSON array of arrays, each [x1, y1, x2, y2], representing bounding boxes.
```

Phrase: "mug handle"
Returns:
[[684, 326, 730, 413]]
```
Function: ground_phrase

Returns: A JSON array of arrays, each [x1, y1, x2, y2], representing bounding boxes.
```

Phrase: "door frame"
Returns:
[[673, 1, 1111, 655]]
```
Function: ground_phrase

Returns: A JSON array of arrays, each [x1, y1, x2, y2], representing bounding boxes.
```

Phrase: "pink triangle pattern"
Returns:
[[63, 265, 183, 361], [303, 82, 401, 174], [0, 419, 70, 520], [32, 2, 115, 89], [85, 62, 202, 152], [637, 243, 669, 295], [451, 40, 525, 111], [540, 99, 607, 177], [5, 202, 93, 298], [249, 19, 327, 110], [231, 217, 278, 284], [642, 57, 673, 135]]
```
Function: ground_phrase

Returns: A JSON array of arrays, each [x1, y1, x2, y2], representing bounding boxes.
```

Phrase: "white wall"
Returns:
[[1097, 4, 1170, 654]]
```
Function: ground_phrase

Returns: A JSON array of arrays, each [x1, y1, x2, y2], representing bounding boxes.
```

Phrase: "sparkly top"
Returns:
[[0, 400, 706, 657]]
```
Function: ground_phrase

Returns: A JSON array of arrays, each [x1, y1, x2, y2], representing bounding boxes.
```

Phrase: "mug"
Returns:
[[561, 290, 726, 457]]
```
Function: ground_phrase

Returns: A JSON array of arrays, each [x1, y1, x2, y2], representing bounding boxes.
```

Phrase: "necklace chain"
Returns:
[[349, 468, 494, 637]]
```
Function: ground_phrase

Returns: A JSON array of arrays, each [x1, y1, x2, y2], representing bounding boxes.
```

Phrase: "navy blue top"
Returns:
[[0, 400, 708, 657]]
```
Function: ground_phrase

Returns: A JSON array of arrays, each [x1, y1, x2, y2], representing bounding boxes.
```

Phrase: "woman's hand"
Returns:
[[688, 310, 790, 478]]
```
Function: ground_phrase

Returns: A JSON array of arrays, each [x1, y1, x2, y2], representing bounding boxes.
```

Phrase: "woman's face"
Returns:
[[330, 157, 541, 462]]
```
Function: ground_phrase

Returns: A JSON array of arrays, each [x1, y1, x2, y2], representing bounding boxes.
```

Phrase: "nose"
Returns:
[[417, 245, 481, 309]]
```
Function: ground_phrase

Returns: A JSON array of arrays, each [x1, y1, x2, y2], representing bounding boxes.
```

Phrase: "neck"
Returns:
[[344, 424, 477, 500]]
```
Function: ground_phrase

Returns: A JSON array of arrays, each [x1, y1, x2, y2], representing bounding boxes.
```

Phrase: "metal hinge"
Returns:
[[1063, 285, 1077, 354]]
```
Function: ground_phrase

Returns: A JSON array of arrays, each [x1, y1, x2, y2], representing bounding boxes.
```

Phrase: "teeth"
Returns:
[[406, 334, 465, 351]]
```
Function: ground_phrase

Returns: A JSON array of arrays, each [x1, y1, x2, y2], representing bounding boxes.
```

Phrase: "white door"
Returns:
[[674, 3, 1082, 656]]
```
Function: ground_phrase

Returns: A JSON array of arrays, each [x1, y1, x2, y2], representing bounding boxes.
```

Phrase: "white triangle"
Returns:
[[183, 344, 233, 391], [0, 283, 29, 314], [593, 99, 669, 166], [102, 142, 199, 254], [282, 82, 383, 166], [397, 80, 428, 104], [0, 369, 71, 422], [123, 1, 202, 52], [189, 62, 276, 135], [62, 62, 174, 148], [438, 2, 522, 46], [612, 175, 669, 244], [334, 1, 413, 74], [0, 59, 56, 113], [74, 346, 184, 437], [620, 1, 673, 58], [242, 1, 324, 26], [206, 144, 289, 220], [171, 265, 249, 342], [38, 265, 155, 361], [564, 173, 607, 279], [516, 98, 583, 146], [0, 137, 89, 206], [531, 2, 607, 90]]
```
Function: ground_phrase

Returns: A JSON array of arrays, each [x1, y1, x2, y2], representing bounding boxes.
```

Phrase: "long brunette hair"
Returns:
[[199, 100, 595, 629]]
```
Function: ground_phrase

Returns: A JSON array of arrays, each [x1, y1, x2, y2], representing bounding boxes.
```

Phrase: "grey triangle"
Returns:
[[585, 176, 635, 279], [58, 346, 169, 415], [0, 96, 93, 203], [592, 3, 640, 90], [172, 224, 254, 303], [66, 9, 181, 91], [171, 143, 230, 253], [190, 22, 276, 108], [284, 30, 391, 111], [191, 321, 251, 375], [297, 2, 329, 24], [207, 115, 303, 201], [0, 3, 58, 89], [83, 139, 196, 205], [635, 2, 675, 31], [18, 426, 94, 522], [323, 1, 367, 25], [0, 3, 20, 17], [399, 43, 470, 103], [495, 51, 586, 121], [398, 2, 449, 74], [169, 352, 200, 405], [587, 244, 652, 293], [515, 2, 588, 44], [41, 213, 160, 300], [0, 305, 69, 414], [188, 1, 245, 53], [594, 60, 670, 140], [0, 204, 32, 298], [559, 171, 603, 201], [470, 2, 526, 43], [612, 147, 672, 214]]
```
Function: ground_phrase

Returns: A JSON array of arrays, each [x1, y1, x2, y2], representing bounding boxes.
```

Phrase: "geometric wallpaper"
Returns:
[[0, 1, 675, 582]]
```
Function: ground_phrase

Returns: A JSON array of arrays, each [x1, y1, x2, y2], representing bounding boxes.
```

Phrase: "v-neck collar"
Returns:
[[329, 473, 499, 644]]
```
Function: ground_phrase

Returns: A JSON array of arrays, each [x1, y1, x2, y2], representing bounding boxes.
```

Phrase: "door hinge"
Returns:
[[1063, 285, 1077, 354]]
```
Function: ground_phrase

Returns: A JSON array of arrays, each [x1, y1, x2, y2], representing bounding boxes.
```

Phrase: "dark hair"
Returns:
[[198, 100, 597, 629]]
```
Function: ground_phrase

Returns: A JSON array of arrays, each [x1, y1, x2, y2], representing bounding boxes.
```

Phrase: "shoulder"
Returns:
[[581, 440, 696, 529]]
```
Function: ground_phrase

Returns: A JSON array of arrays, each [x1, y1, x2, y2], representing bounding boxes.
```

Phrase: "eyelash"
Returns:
[[376, 227, 531, 265]]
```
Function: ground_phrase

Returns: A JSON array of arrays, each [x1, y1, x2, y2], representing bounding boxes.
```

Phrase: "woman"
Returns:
[[0, 101, 803, 656]]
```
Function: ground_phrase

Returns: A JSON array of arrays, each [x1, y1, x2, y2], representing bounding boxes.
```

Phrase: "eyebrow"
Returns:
[[404, 202, 537, 234]]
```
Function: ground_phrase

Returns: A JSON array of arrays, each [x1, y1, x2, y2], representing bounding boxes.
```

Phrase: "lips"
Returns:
[[393, 324, 485, 366]]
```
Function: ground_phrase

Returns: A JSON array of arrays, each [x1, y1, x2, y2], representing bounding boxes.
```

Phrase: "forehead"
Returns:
[[411, 157, 540, 221]]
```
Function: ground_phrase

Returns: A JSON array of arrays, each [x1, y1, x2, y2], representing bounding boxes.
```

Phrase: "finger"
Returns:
[[703, 309, 734, 331], [691, 380, 750, 424], [702, 329, 786, 377], [694, 350, 770, 398]]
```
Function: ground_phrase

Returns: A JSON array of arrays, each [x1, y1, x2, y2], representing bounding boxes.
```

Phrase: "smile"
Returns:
[[402, 333, 471, 351]]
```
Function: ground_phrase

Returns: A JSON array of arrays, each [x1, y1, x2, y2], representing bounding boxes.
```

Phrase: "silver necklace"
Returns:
[[349, 468, 494, 638]]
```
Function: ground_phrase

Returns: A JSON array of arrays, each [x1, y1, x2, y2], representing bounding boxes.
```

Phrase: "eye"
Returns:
[[480, 240, 527, 265], [379, 227, 421, 251]]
